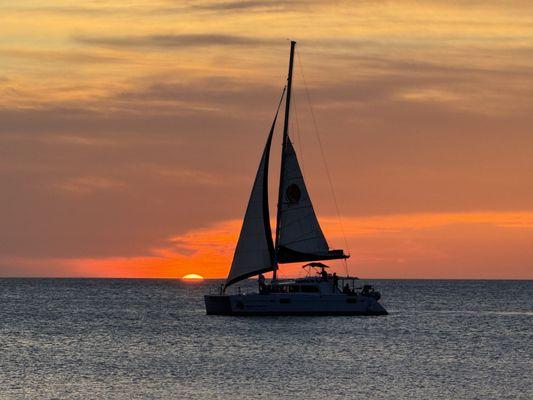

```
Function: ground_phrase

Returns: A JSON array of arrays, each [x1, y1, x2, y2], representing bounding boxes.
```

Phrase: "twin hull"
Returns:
[[204, 293, 388, 316]]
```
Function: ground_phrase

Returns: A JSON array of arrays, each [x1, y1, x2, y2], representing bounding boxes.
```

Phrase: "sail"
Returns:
[[225, 135, 275, 288], [225, 91, 285, 288], [276, 140, 347, 263]]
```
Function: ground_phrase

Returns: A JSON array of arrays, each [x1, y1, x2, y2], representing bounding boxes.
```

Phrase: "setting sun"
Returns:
[[182, 274, 205, 281]]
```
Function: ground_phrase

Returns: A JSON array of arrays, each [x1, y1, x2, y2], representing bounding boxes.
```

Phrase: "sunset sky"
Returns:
[[1, 1, 533, 279]]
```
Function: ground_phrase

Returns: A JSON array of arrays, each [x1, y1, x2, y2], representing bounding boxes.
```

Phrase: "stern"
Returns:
[[204, 295, 232, 315]]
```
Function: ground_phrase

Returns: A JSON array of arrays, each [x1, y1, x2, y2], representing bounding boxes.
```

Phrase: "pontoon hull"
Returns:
[[204, 293, 387, 316]]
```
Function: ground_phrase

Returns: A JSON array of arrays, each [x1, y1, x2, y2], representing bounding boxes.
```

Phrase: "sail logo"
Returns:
[[286, 183, 301, 204]]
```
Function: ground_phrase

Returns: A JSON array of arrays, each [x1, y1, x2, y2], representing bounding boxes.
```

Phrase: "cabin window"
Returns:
[[300, 285, 319, 293], [346, 298, 357, 303], [280, 298, 291, 304], [289, 285, 300, 293]]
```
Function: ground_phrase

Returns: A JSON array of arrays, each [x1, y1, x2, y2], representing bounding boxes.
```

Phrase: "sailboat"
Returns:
[[204, 41, 387, 316]]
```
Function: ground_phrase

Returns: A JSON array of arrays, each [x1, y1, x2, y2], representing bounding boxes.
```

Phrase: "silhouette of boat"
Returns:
[[205, 41, 387, 316]]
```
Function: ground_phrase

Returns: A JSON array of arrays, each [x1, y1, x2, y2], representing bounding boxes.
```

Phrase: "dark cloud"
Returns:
[[114, 77, 285, 113], [0, 2, 307, 18], [0, 5, 140, 15], [74, 33, 279, 49], [190, 0, 306, 12], [0, 48, 124, 64]]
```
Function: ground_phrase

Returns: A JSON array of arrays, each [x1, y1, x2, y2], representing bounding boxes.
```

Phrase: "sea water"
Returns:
[[0, 279, 531, 399]]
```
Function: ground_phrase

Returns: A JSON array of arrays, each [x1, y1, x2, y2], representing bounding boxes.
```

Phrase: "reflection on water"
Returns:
[[0, 279, 531, 399]]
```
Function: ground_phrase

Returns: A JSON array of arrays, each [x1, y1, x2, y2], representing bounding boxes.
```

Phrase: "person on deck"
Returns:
[[343, 283, 351, 294], [258, 273, 266, 293], [332, 273, 339, 292], [321, 267, 328, 280]]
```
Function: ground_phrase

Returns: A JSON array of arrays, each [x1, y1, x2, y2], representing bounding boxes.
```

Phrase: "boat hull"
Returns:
[[204, 293, 388, 316]]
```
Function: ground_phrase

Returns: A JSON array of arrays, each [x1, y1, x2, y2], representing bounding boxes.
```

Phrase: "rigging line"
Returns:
[[296, 48, 351, 277], [291, 85, 305, 176]]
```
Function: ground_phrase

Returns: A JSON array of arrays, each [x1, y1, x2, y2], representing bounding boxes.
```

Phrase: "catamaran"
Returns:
[[204, 41, 387, 316]]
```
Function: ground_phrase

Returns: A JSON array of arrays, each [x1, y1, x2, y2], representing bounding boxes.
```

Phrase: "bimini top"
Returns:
[[302, 262, 330, 269]]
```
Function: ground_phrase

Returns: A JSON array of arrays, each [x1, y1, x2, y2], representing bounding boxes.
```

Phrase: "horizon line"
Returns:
[[0, 276, 531, 281]]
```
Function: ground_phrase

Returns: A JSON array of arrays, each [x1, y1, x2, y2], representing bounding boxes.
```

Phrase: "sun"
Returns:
[[181, 273, 205, 281]]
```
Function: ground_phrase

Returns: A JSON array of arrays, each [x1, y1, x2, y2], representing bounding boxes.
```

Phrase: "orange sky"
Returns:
[[1, 1, 533, 279]]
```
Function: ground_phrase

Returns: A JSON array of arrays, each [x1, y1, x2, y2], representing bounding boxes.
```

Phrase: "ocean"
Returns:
[[0, 279, 531, 399]]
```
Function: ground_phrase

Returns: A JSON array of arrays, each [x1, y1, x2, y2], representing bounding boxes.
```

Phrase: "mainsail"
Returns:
[[276, 140, 347, 263], [225, 90, 285, 288]]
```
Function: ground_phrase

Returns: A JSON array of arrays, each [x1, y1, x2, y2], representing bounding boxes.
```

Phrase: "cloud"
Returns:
[[142, 165, 247, 187], [54, 176, 126, 195], [190, 0, 307, 12], [73, 33, 278, 49], [0, 4, 141, 16], [0, 220, 241, 278], [2, 212, 533, 278], [0, 48, 124, 64], [0, 2, 305, 18], [112, 77, 284, 116]]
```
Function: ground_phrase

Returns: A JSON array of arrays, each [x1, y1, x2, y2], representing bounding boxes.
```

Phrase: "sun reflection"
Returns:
[[182, 273, 205, 280]]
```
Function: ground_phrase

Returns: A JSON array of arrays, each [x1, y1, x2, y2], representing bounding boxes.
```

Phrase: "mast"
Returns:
[[274, 40, 296, 281]]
